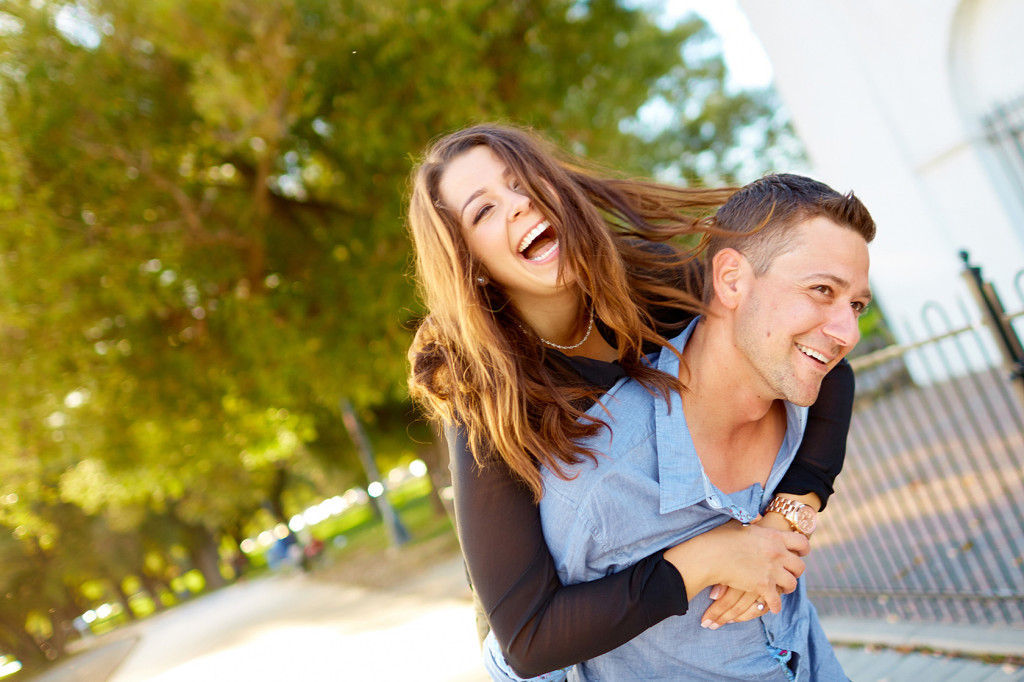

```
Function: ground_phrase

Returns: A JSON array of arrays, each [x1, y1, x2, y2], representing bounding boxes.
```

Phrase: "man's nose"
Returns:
[[823, 306, 861, 348]]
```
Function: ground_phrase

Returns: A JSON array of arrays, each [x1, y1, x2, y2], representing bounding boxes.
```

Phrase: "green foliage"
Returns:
[[0, 0, 798, 668]]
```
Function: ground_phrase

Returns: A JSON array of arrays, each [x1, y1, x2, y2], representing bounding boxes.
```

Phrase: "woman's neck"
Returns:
[[512, 290, 616, 361]]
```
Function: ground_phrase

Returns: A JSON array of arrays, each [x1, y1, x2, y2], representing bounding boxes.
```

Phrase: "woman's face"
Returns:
[[438, 145, 572, 307]]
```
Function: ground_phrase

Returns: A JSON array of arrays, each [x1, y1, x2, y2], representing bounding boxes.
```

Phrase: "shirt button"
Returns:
[[709, 496, 720, 507]]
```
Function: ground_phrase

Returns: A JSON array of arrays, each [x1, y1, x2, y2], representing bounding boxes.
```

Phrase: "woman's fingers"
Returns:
[[701, 586, 767, 628], [663, 520, 808, 603], [729, 597, 770, 624], [701, 585, 743, 627], [782, 528, 812, 558]]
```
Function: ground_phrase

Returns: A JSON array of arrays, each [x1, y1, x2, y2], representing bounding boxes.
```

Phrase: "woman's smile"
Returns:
[[518, 220, 559, 261]]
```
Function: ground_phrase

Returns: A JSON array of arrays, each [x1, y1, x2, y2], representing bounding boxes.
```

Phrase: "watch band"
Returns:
[[765, 496, 817, 536]]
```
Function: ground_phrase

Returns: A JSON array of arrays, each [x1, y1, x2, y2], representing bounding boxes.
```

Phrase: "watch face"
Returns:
[[796, 507, 817, 535]]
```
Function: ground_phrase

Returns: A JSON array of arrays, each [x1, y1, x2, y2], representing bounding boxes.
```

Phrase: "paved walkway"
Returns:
[[824, 617, 1024, 681], [26, 556, 1024, 681]]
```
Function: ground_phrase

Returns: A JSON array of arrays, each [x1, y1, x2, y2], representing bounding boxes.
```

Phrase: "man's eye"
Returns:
[[813, 285, 832, 296], [852, 301, 869, 315]]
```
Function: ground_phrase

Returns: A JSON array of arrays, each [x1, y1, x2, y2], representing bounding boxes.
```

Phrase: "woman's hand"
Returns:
[[697, 493, 821, 628], [699, 584, 773, 629], [662, 519, 809, 615]]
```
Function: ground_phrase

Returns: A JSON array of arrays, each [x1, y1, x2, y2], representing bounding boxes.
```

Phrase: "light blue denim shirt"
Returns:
[[536, 318, 846, 681]]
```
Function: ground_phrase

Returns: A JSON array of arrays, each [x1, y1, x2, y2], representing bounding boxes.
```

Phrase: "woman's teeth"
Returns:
[[518, 220, 551, 254], [526, 240, 559, 262]]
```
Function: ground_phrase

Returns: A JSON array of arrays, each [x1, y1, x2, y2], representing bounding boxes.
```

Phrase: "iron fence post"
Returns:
[[959, 251, 1024, 408]]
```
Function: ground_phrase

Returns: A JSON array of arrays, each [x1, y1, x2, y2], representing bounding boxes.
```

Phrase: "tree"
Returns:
[[0, 0, 797, 669]]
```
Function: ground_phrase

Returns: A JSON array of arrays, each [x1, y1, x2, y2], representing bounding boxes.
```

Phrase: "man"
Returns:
[[538, 174, 874, 680]]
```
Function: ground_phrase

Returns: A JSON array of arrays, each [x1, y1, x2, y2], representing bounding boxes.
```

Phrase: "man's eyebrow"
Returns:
[[805, 273, 873, 302], [459, 167, 512, 221]]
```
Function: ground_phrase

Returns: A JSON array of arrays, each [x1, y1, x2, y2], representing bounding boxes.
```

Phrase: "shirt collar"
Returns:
[[654, 319, 707, 514], [652, 318, 808, 516]]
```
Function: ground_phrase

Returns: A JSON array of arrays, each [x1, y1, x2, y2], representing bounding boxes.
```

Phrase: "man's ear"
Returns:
[[710, 248, 747, 310]]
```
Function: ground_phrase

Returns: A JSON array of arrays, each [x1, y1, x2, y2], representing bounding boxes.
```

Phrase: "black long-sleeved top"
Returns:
[[448, 268, 855, 678]]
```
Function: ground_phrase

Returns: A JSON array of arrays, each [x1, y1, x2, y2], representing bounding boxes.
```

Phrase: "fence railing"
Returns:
[[806, 262, 1024, 626]]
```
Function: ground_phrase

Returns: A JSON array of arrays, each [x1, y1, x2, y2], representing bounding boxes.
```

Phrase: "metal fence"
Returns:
[[983, 92, 1024, 213], [806, 263, 1024, 625]]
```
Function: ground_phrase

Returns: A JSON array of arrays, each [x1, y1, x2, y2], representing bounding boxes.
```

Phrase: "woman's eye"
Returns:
[[472, 204, 492, 225]]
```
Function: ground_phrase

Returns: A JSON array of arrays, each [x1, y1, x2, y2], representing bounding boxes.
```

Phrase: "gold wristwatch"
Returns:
[[765, 496, 817, 536]]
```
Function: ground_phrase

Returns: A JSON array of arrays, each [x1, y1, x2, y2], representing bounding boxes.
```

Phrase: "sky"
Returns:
[[657, 0, 774, 89]]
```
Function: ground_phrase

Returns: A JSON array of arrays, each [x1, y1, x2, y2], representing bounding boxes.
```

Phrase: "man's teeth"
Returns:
[[797, 344, 828, 363], [526, 239, 559, 262], [518, 220, 551, 253]]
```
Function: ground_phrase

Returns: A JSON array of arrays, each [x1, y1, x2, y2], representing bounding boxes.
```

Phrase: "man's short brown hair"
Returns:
[[703, 174, 875, 301]]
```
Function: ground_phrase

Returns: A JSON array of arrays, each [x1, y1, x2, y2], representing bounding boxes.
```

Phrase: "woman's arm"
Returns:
[[449, 424, 687, 678], [774, 358, 855, 510]]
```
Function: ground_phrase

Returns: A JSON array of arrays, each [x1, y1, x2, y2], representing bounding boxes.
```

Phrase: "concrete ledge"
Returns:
[[821, 616, 1024, 658]]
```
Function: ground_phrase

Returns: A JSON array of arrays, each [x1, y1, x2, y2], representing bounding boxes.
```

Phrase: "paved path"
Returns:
[[28, 556, 1024, 681], [33, 558, 487, 682]]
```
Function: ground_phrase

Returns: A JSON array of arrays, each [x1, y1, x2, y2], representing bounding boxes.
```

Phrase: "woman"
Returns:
[[406, 124, 851, 678]]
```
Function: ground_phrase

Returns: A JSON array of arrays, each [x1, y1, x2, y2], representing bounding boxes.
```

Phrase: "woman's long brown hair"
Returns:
[[406, 123, 735, 501]]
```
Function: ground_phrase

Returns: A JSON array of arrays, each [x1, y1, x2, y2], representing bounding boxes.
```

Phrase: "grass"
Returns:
[[310, 485, 462, 590]]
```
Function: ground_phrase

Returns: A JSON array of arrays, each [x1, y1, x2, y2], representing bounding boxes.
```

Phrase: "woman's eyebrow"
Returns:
[[459, 167, 513, 220], [460, 189, 484, 220]]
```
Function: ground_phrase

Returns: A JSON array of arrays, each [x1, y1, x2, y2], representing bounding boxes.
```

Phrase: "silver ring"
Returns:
[[756, 602, 765, 612]]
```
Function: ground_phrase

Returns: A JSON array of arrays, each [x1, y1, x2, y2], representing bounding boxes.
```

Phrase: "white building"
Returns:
[[739, 0, 1024, 364]]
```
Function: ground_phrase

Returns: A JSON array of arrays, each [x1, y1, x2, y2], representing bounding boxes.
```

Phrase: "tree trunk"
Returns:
[[108, 576, 138, 621], [46, 601, 80, 659], [183, 523, 228, 590], [0, 612, 47, 672], [267, 466, 289, 524], [138, 570, 169, 612]]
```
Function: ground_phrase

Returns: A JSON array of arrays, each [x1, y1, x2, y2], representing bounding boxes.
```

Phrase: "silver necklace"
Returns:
[[522, 308, 596, 350]]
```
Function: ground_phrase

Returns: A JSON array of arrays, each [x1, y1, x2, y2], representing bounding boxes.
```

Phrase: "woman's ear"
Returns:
[[710, 248, 747, 310]]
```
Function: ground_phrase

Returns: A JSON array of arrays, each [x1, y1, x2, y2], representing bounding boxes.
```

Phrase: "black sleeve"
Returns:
[[448, 425, 688, 678], [774, 358, 855, 510]]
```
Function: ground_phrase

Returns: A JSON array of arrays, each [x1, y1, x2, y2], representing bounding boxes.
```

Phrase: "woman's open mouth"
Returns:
[[517, 220, 558, 262]]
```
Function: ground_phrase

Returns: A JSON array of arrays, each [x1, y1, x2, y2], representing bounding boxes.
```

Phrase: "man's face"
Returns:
[[733, 216, 871, 406]]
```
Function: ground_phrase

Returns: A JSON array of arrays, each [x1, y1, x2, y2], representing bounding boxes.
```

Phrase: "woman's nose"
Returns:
[[507, 190, 529, 221]]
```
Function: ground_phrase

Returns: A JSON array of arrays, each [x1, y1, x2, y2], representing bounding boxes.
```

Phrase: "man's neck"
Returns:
[[682, 317, 777, 425], [680, 317, 786, 493]]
